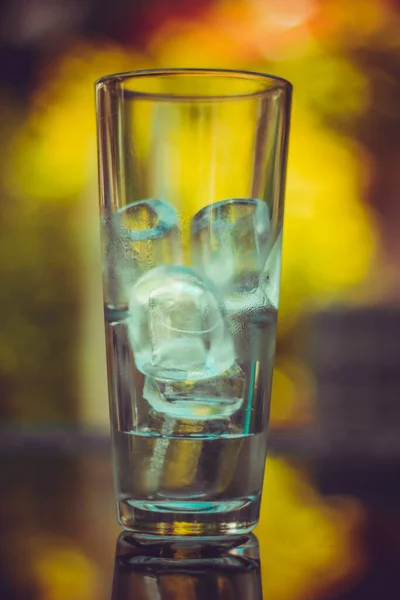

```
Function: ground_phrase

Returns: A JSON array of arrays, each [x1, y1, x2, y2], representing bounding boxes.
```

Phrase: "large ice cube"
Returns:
[[128, 266, 235, 381], [102, 199, 181, 307], [143, 364, 244, 420], [191, 198, 270, 295]]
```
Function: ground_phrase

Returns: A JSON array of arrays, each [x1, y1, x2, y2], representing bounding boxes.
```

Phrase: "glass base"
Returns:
[[117, 494, 260, 537]]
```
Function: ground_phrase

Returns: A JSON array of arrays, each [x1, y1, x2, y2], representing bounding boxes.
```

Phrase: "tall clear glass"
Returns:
[[96, 69, 292, 537]]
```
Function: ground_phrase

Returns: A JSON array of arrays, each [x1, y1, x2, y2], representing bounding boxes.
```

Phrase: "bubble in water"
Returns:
[[128, 265, 235, 381], [191, 198, 270, 295]]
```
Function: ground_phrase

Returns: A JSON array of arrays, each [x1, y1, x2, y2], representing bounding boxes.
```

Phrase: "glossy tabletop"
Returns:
[[1, 428, 400, 599]]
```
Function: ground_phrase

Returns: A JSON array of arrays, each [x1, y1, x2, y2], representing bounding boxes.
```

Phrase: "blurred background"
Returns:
[[1, 0, 400, 599]]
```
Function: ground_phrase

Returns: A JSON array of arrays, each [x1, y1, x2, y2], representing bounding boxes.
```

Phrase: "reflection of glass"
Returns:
[[111, 533, 262, 600], [96, 69, 291, 536]]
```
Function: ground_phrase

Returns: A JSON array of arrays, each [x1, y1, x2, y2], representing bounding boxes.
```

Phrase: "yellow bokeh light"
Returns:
[[30, 538, 99, 600], [270, 359, 315, 425], [279, 106, 376, 329], [257, 458, 365, 599], [7, 43, 146, 201]]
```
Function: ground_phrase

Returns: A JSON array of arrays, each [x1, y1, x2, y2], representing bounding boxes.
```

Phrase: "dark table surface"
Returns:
[[1, 427, 400, 600]]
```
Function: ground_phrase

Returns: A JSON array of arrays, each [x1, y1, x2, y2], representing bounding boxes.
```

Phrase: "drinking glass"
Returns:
[[96, 68, 292, 537]]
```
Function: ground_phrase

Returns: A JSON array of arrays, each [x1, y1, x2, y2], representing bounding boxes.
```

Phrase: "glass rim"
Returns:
[[95, 68, 292, 102]]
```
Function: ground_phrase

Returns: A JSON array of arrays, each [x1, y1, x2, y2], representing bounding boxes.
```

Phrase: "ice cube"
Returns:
[[143, 363, 244, 420], [223, 233, 281, 362], [191, 198, 271, 295], [102, 199, 181, 307], [223, 231, 282, 329], [259, 231, 282, 309], [128, 266, 235, 381]]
